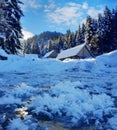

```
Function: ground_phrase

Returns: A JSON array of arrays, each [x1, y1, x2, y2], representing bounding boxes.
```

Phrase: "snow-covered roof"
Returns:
[[57, 43, 86, 59], [44, 50, 54, 58]]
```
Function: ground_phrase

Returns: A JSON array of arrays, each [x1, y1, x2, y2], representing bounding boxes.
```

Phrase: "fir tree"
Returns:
[[97, 14, 104, 36], [0, 0, 23, 54], [90, 34, 101, 55], [103, 6, 113, 52], [111, 7, 117, 50], [48, 40, 54, 52], [65, 29, 72, 48], [58, 36, 64, 50], [85, 16, 94, 46], [0, 0, 7, 48], [97, 13, 105, 54], [70, 32, 76, 47], [76, 25, 82, 45], [92, 19, 98, 35], [81, 23, 86, 44]]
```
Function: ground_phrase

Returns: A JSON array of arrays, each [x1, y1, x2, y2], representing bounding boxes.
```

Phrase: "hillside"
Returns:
[[0, 49, 117, 129], [24, 31, 63, 54]]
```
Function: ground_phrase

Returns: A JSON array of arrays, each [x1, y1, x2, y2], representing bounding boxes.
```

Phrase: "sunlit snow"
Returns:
[[0, 49, 117, 129]]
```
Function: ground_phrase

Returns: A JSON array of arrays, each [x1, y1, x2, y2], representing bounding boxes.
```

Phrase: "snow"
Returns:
[[7, 118, 28, 130], [57, 43, 85, 59], [0, 48, 8, 57], [108, 116, 117, 130], [0, 95, 22, 105], [0, 49, 117, 129], [29, 81, 113, 124], [96, 50, 117, 67], [44, 50, 54, 58], [24, 54, 38, 59]]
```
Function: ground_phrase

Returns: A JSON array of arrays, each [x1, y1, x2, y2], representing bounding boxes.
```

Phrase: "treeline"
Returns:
[[24, 31, 63, 55], [25, 6, 117, 56]]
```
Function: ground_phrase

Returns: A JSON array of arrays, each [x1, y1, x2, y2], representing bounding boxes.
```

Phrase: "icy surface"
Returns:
[[0, 50, 117, 129]]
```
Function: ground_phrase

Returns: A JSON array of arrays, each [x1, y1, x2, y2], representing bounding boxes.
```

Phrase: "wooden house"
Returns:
[[57, 43, 93, 60]]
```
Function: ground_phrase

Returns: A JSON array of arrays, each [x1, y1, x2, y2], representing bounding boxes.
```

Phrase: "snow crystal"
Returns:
[[0, 50, 117, 129], [29, 81, 113, 125], [108, 116, 117, 130], [7, 118, 28, 130], [0, 95, 21, 105]]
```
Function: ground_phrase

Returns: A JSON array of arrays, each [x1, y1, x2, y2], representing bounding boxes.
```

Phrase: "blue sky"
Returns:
[[21, 0, 117, 39]]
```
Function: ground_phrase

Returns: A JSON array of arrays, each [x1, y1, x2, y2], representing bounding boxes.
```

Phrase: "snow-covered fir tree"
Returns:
[[0, 0, 23, 54], [85, 16, 94, 46], [58, 36, 64, 50], [0, 0, 6, 48], [104, 6, 112, 34], [96, 14, 105, 54], [75, 25, 82, 45], [80, 23, 86, 44], [48, 40, 54, 52], [103, 6, 113, 52], [111, 7, 117, 50], [92, 19, 98, 35], [90, 34, 101, 55], [65, 30, 72, 49], [97, 14, 105, 37]]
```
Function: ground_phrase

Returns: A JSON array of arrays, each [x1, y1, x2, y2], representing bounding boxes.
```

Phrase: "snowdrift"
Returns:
[[0, 50, 117, 129], [0, 48, 8, 60]]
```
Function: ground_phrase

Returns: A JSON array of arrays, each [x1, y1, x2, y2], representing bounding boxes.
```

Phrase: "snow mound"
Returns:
[[96, 50, 117, 67], [29, 81, 113, 125], [0, 48, 8, 57]]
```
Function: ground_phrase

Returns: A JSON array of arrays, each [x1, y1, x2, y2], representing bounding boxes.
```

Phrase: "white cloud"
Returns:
[[82, 2, 88, 9], [22, 29, 34, 40], [21, 0, 41, 12], [45, 1, 104, 26], [87, 7, 103, 19], [29, 1, 41, 9], [46, 2, 83, 26], [44, 2, 56, 12], [67, 2, 81, 8]]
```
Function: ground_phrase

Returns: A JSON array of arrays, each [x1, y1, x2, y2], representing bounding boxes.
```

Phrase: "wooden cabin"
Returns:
[[57, 43, 93, 60]]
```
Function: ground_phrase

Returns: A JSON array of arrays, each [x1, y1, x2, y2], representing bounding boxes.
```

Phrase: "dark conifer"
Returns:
[[85, 16, 94, 46], [0, 0, 23, 54]]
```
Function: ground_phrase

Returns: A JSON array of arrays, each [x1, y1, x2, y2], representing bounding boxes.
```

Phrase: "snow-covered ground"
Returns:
[[0, 50, 117, 130]]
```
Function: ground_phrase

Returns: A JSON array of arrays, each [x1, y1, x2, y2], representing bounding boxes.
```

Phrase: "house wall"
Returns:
[[58, 45, 92, 60], [77, 46, 91, 58]]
